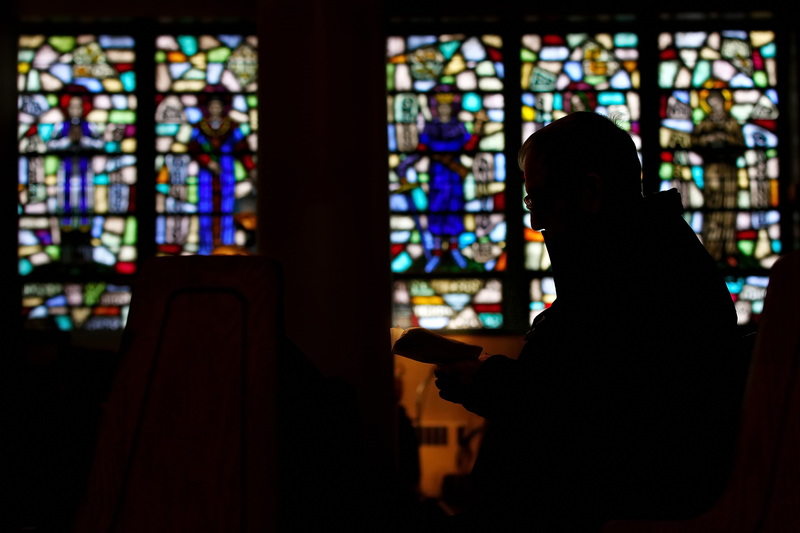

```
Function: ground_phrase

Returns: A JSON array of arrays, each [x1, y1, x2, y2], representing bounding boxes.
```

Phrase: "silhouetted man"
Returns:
[[434, 112, 742, 531]]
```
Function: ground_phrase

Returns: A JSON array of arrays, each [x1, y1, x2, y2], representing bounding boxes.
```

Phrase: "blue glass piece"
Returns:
[[74, 77, 104, 92], [495, 153, 506, 181], [729, 73, 754, 88], [390, 231, 411, 243], [721, 30, 748, 40], [169, 63, 191, 80], [451, 248, 467, 268], [663, 118, 694, 133], [414, 80, 437, 92], [99, 35, 135, 48], [156, 123, 181, 136], [207, 62, 224, 84], [598, 92, 625, 105], [726, 279, 743, 293], [29, 306, 48, 318], [389, 193, 409, 211], [92, 216, 104, 238], [218, 34, 243, 49], [37, 124, 54, 142], [440, 40, 460, 59], [19, 259, 33, 276], [424, 255, 440, 272], [419, 316, 449, 329], [614, 33, 638, 47], [54, 315, 73, 331], [495, 62, 504, 79], [411, 187, 428, 210], [540, 46, 569, 61], [522, 93, 535, 106], [111, 94, 128, 109], [177, 35, 198, 56], [483, 108, 505, 128], [478, 313, 503, 328], [691, 166, 704, 189], [443, 293, 471, 310], [462, 37, 486, 61], [387, 124, 397, 151], [120, 71, 136, 91], [462, 92, 482, 112], [564, 61, 583, 81], [50, 64, 72, 83], [185, 107, 203, 124], [743, 124, 778, 149], [610, 70, 632, 89], [489, 221, 506, 242], [459, 233, 477, 248], [408, 35, 437, 50], [46, 294, 68, 306]]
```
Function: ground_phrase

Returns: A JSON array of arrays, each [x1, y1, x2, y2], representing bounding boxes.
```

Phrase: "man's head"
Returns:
[[519, 112, 642, 235]]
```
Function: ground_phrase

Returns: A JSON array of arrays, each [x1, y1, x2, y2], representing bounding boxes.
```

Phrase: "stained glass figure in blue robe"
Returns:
[[47, 94, 105, 222], [397, 86, 486, 272], [188, 95, 248, 255]]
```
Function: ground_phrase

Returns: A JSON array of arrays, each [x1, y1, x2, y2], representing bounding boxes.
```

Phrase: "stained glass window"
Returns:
[[154, 34, 258, 256], [386, 21, 785, 331], [18, 34, 137, 330], [387, 34, 506, 329], [16, 31, 258, 332], [520, 32, 641, 320], [657, 29, 779, 324]]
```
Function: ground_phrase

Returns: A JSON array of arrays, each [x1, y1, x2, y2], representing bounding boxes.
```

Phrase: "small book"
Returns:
[[390, 326, 483, 365]]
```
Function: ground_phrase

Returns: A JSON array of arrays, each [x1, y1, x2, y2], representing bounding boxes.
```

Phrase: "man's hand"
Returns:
[[434, 357, 485, 404]]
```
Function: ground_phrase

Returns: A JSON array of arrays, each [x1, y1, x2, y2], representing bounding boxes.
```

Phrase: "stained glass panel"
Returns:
[[393, 278, 503, 330], [154, 34, 258, 255], [22, 282, 131, 331], [18, 34, 137, 330], [657, 30, 779, 274], [387, 34, 506, 329], [520, 32, 640, 140], [520, 32, 641, 282], [529, 275, 556, 324], [387, 34, 506, 277]]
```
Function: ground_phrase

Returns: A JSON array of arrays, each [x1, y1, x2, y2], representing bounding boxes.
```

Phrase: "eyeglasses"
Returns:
[[523, 195, 534, 211]]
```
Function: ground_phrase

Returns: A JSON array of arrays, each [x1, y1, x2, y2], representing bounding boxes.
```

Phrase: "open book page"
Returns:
[[390, 326, 483, 365]]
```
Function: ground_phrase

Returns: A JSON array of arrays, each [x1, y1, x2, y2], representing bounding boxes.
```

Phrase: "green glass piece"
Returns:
[[48, 36, 76, 53], [754, 71, 768, 88], [738, 240, 755, 256], [109, 110, 136, 124], [124, 218, 137, 245], [234, 160, 246, 180], [207, 47, 231, 63], [84, 282, 106, 306], [659, 162, 673, 180], [520, 49, 536, 61], [155, 50, 166, 62], [45, 156, 59, 175]]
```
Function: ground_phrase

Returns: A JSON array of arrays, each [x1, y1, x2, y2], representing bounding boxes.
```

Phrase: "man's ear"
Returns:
[[578, 172, 604, 214]]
